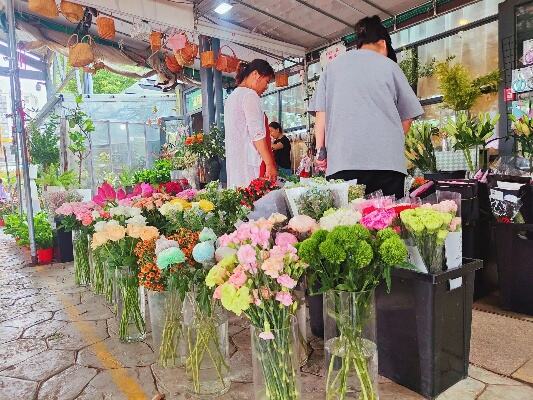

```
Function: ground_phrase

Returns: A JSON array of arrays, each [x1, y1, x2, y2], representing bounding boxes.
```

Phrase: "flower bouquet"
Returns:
[[207, 219, 308, 400], [135, 228, 200, 368], [298, 224, 408, 400], [92, 210, 159, 342], [399, 200, 460, 273], [56, 201, 101, 286]]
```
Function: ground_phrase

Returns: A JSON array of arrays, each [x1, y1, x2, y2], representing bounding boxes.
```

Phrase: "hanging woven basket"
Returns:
[[200, 50, 215, 68], [28, 0, 59, 18], [165, 53, 182, 74], [68, 34, 95, 67], [215, 45, 240, 73], [60, 1, 84, 23], [150, 31, 162, 52], [96, 16, 115, 40], [275, 71, 289, 88], [174, 41, 198, 67]]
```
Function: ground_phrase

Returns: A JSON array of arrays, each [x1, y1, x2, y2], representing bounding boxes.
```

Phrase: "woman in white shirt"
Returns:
[[224, 59, 277, 188]]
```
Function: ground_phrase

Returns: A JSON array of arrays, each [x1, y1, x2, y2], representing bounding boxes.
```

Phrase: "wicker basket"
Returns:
[[200, 50, 215, 68], [96, 16, 115, 40], [60, 1, 84, 23], [165, 54, 182, 74], [215, 45, 239, 73], [28, 0, 59, 18], [68, 35, 95, 67], [150, 31, 162, 52], [174, 41, 198, 67], [275, 72, 289, 87]]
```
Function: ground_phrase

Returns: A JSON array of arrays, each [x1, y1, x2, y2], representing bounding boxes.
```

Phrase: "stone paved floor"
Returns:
[[0, 232, 532, 399]]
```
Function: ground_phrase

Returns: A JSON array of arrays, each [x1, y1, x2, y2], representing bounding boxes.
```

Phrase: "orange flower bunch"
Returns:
[[185, 133, 204, 146], [132, 193, 173, 211], [135, 228, 201, 291]]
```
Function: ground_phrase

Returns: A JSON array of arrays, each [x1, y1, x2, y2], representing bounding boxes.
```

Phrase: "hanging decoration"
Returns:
[[96, 15, 116, 40], [68, 34, 95, 67], [200, 39, 215, 68], [60, 1, 85, 23], [215, 45, 240, 73], [275, 59, 289, 88], [150, 31, 163, 52], [167, 32, 187, 51], [174, 39, 198, 67], [28, 0, 59, 18], [165, 53, 183, 74]]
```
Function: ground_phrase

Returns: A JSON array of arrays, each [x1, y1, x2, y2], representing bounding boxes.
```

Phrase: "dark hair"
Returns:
[[236, 59, 275, 85], [269, 121, 282, 132], [354, 15, 397, 63]]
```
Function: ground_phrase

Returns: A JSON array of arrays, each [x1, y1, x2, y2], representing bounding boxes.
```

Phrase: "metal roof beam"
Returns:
[[358, 0, 393, 17], [294, 0, 354, 28], [232, 0, 328, 40]]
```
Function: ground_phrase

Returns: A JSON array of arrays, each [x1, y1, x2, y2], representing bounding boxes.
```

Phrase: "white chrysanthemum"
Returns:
[[125, 214, 146, 226], [109, 206, 126, 217], [319, 208, 362, 231], [125, 206, 142, 218], [94, 221, 107, 232], [159, 202, 181, 217]]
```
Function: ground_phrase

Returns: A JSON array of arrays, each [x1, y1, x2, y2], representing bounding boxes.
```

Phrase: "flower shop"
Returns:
[[0, 0, 532, 399]]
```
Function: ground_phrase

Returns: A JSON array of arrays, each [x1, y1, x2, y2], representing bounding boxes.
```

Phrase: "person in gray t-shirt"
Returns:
[[309, 16, 423, 198]]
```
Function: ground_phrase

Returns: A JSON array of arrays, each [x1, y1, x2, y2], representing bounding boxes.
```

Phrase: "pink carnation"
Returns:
[[250, 226, 271, 248], [237, 244, 257, 266], [228, 265, 247, 288], [275, 232, 298, 247], [261, 257, 284, 278], [360, 209, 396, 230], [213, 285, 222, 300], [277, 274, 297, 289], [275, 291, 293, 307]]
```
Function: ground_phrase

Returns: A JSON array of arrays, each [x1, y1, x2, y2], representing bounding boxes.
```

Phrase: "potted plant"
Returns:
[[509, 114, 533, 172], [34, 212, 54, 264], [405, 121, 438, 174]]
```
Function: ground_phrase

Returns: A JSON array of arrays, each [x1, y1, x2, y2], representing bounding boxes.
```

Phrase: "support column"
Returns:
[[199, 35, 215, 134], [6, 0, 37, 264], [212, 38, 224, 129]]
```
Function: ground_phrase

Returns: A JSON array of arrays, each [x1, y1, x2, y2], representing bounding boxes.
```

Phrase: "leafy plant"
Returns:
[[28, 114, 60, 169], [405, 122, 438, 173], [33, 212, 54, 249], [4, 212, 28, 244], [185, 126, 225, 160], [36, 165, 77, 189], [118, 168, 136, 188], [509, 114, 533, 171], [443, 112, 500, 171], [434, 60, 500, 112], [133, 159, 172, 185], [67, 95, 95, 185]]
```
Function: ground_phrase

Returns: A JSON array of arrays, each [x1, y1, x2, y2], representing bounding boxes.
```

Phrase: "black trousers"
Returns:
[[327, 169, 406, 199]]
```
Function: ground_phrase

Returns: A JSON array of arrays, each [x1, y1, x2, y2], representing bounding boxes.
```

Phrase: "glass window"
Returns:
[[417, 21, 498, 104], [281, 85, 306, 130], [262, 93, 279, 124], [128, 124, 147, 170], [516, 2, 533, 67]]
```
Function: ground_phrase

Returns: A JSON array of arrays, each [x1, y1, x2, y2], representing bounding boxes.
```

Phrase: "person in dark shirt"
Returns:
[[269, 122, 292, 176]]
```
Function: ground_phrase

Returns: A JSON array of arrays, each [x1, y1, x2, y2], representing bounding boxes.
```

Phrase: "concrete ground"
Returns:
[[0, 232, 532, 400]]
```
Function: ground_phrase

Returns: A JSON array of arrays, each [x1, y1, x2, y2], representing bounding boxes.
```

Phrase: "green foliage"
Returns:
[[28, 114, 60, 169], [3, 212, 26, 241], [405, 121, 438, 173], [133, 159, 172, 185], [36, 164, 77, 189], [118, 168, 136, 187], [34, 212, 54, 249], [434, 60, 500, 112], [67, 96, 95, 185], [62, 66, 137, 95], [296, 187, 335, 220]]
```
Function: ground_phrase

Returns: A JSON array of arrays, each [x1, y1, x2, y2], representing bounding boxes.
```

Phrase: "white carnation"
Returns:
[[125, 215, 146, 226], [319, 208, 361, 231]]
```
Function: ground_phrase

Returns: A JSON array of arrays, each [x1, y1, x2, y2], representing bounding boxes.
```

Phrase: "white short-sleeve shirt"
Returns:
[[224, 87, 266, 188]]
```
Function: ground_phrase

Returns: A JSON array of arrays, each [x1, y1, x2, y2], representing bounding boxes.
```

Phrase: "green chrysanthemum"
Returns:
[[311, 229, 329, 244], [349, 224, 371, 241], [379, 237, 408, 266], [353, 240, 374, 268], [319, 239, 346, 264], [376, 227, 399, 243], [298, 238, 320, 263], [328, 226, 359, 250], [156, 247, 186, 270]]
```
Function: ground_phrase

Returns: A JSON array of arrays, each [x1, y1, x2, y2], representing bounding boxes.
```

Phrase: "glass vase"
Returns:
[[182, 293, 230, 397], [103, 263, 115, 307], [115, 267, 146, 343], [147, 289, 185, 368], [251, 317, 301, 400], [90, 246, 105, 295], [73, 229, 90, 286], [324, 290, 378, 400]]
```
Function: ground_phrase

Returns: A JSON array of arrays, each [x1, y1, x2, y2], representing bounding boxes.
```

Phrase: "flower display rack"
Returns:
[[376, 258, 483, 399]]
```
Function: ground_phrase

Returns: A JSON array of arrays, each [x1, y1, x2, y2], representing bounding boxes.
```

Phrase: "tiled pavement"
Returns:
[[0, 232, 532, 399]]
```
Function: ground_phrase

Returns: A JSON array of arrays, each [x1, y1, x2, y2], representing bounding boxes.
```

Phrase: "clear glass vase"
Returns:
[[103, 263, 115, 307], [182, 293, 230, 397], [251, 317, 301, 400], [90, 246, 105, 295], [115, 267, 146, 343], [324, 290, 378, 400], [147, 289, 185, 368], [73, 229, 90, 286]]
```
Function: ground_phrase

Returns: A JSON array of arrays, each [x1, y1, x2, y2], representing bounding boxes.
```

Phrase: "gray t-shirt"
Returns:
[[309, 49, 423, 176]]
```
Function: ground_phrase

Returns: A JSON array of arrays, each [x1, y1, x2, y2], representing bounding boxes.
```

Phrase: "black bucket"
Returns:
[[55, 218, 73, 263], [376, 259, 483, 399], [494, 223, 533, 315]]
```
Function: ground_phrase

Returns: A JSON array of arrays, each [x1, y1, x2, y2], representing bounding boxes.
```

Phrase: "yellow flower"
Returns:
[[140, 226, 159, 242], [198, 199, 215, 213], [105, 225, 126, 242], [219, 283, 251, 316], [126, 224, 144, 239], [205, 265, 228, 288], [170, 198, 192, 210]]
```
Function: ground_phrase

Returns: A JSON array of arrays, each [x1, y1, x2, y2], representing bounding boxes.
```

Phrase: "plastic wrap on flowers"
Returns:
[[73, 229, 90, 286], [248, 189, 288, 220]]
